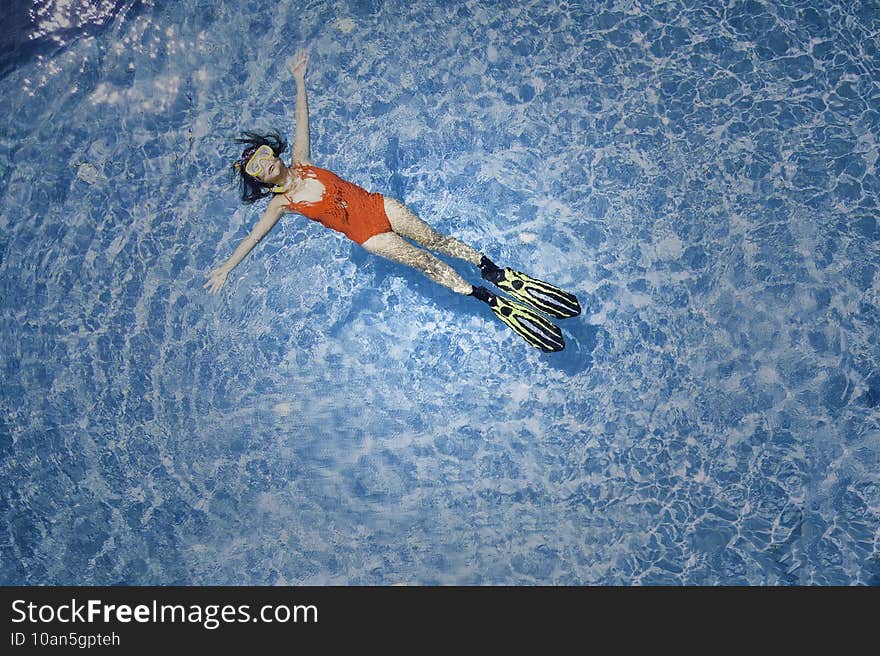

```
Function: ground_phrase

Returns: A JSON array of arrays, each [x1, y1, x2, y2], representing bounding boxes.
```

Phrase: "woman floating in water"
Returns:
[[205, 51, 580, 351]]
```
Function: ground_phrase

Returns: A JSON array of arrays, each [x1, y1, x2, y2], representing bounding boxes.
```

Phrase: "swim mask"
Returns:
[[242, 144, 275, 178]]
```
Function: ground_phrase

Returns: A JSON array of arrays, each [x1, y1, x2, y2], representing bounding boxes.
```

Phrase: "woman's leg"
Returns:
[[366, 209, 569, 351], [382, 197, 483, 266], [361, 232, 474, 295]]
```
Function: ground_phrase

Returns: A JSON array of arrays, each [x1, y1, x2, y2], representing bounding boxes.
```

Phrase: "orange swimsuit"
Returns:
[[283, 165, 392, 244]]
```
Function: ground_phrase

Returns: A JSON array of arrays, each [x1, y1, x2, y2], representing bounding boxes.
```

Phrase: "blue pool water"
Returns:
[[1, 0, 878, 585]]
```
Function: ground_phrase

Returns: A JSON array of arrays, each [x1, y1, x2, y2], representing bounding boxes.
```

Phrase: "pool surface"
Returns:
[[1, 0, 878, 584]]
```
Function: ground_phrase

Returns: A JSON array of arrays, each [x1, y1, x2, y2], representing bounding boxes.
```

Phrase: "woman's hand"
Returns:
[[289, 50, 309, 81], [203, 266, 229, 295]]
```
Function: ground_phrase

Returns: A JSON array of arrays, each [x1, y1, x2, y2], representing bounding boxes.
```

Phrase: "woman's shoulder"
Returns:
[[267, 192, 290, 210]]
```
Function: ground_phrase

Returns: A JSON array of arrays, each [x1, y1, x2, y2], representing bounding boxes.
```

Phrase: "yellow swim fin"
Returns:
[[472, 286, 565, 352], [480, 256, 581, 319]]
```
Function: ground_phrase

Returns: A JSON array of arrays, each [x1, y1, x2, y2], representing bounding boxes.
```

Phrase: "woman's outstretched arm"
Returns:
[[204, 198, 285, 294], [289, 50, 310, 164]]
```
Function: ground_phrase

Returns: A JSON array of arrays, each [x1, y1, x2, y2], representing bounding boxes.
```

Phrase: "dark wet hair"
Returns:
[[232, 130, 288, 204]]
